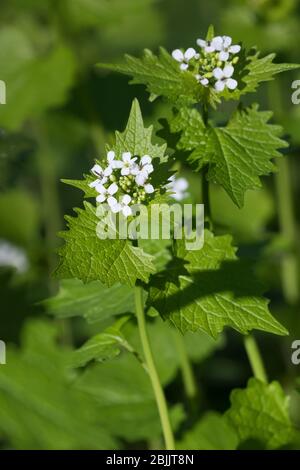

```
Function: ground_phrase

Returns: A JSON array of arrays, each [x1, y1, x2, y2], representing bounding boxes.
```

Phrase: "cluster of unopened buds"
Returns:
[[89, 151, 155, 217], [172, 35, 241, 92]]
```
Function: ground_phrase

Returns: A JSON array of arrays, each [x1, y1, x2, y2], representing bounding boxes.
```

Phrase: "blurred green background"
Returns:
[[0, 0, 300, 450]]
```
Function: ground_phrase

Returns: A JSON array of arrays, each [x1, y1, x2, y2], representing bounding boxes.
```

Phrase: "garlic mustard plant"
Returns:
[[53, 25, 300, 452]]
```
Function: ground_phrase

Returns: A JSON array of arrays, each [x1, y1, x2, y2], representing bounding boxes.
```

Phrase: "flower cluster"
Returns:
[[89, 151, 155, 217], [172, 35, 241, 92]]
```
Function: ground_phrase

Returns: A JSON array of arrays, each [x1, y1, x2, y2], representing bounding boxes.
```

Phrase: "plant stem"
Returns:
[[243, 335, 267, 383], [174, 331, 198, 406], [268, 80, 299, 305], [134, 285, 175, 450]]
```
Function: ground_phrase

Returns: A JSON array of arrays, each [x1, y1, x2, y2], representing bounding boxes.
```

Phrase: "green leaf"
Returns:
[[169, 105, 288, 207], [98, 48, 203, 105], [44, 279, 135, 323], [114, 98, 167, 160], [149, 231, 287, 339], [75, 352, 184, 442], [230, 50, 300, 100], [0, 45, 76, 130], [207, 105, 288, 206], [55, 201, 155, 286], [0, 320, 117, 449], [225, 378, 294, 449], [177, 412, 238, 450], [70, 316, 135, 368]]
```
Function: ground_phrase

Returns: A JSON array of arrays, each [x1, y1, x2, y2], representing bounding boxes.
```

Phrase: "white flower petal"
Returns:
[[215, 80, 225, 92], [135, 173, 147, 186], [110, 202, 121, 213], [122, 152, 132, 163], [196, 39, 207, 48], [107, 150, 115, 164], [184, 48, 196, 61], [122, 194, 132, 205], [205, 45, 215, 53], [144, 184, 155, 194], [108, 182, 118, 195], [95, 183, 106, 194], [107, 196, 118, 208], [141, 155, 152, 165], [180, 63, 189, 71], [103, 166, 113, 177], [200, 78, 209, 86], [219, 51, 229, 62], [213, 67, 224, 80], [143, 163, 154, 174], [89, 179, 100, 188], [96, 194, 106, 203], [121, 167, 130, 176], [122, 205, 132, 217], [130, 164, 140, 175], [211, 36, 223, 51], [112, 160, 123, 169], [172, 49, 184, 62], [225, 78, 238, 90], [223, 36, 232, 48], [229, 44, 241, 54], [223, 64, 234, 78], [91, 164, 102, 176]]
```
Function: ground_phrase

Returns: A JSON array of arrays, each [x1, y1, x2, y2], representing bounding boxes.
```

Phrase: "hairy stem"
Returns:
[[243, 335, 267, 383], [134, 285, 175, 450]]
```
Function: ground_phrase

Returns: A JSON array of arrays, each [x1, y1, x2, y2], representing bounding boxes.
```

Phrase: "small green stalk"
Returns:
[[243, 335, 267, 383], [134, 285, 175, 450]]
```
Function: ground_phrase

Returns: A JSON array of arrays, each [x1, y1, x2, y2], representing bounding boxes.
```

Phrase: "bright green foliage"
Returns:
[[229, 50, 300, 99], [0, 320, 116, 450], [113, 98, 167, 161], [98, 48, 203, 105], [70, 316, 135, 367], [169, 105, 288, 207], [177, 412, 238, 450], [225, 378, 294, 449], [98, 46, 299, 107], [149, 231, 287, 338], [44, 279, 135, 323], [55, 201, 155, 286]]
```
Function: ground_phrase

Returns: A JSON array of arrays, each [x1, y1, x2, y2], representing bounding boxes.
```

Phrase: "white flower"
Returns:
[[196, 38, 215, 53], [166, 175, 189, 201], [144, 183, 154, 194], [211, 35, 241, 62], [0, 240, 29, 273], [106, 150, 123, 171], [89, 164, 108, 188], [108, 194, 132, 217], [119, 152, 138, 176], [213, 65, 237, 92], [195, 75, 209, 86], [132, 155, 154, 185], [172, 48, 198, 71], [95, 182, 118, 203]]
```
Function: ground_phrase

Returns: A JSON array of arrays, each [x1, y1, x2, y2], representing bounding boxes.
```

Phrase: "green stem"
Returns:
[[243, 335, 267, 383], [134, 285, 175, 450], [268, 80, 299, 305], [174, 331, 198, 405]]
